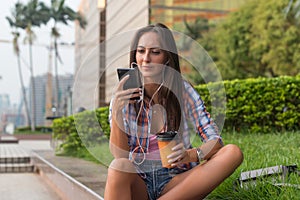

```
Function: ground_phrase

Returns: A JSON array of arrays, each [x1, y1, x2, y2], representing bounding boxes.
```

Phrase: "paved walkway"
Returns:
[[0, 173, 61, 200], [35, 150, 108, 197], [1, 139, 108, 199]]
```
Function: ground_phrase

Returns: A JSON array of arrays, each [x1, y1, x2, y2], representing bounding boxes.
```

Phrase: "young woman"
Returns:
[[105, 23, 243, 200]]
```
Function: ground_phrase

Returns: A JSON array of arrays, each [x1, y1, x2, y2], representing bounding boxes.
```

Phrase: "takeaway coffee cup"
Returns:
[[156, 131, 178, 168]]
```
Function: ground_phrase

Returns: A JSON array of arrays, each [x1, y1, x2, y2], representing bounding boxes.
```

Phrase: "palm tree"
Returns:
[[181, 16, 212, 84], [15, 0, 50, 131], [5, 2, 31, 128], [183, 16, 209, 40], [178, 16, 210, 51], [46, 0, 86, 116]]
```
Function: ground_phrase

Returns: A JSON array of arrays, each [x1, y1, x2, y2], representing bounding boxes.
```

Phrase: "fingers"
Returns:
[[112, 85, 142, 114], [117, 75, 130, 91], [115, 74, 141, 99], [167, 143, 187, 167], [171, 143, 184, 151], [116, 74, 142, 99], [115, 88, 142, 100]]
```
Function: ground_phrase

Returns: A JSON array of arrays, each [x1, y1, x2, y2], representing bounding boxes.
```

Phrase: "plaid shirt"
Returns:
[[109, 81, 222, 156]]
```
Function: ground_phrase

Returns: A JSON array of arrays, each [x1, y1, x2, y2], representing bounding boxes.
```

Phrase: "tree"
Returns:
[[184, 16, 209, 40], [207, 0, 300, 80], [212, 1, 257, 80], [14, 0, 50, 131], [6, 2, 31, 127], [180, 16, 216, 85], [45, 0, 86, 116]]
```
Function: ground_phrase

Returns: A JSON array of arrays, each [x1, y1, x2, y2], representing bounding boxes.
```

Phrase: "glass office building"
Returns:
[[75, 0, 251, 107], [150, 0, 250, 30]]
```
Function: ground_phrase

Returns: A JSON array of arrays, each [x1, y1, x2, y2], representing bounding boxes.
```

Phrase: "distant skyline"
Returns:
[[0, 0, 81, 105]]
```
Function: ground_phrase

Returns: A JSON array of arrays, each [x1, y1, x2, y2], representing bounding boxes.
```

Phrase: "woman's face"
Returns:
[[135, 32, 167, 82]]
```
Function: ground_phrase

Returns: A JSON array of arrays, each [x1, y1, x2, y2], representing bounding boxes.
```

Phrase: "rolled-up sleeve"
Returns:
[[184, 82, 222, 143]]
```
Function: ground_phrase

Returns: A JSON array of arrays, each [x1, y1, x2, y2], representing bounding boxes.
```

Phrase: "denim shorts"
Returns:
[[135, 159, 189, 200]]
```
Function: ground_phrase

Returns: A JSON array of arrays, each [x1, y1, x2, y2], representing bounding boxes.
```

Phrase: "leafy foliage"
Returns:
[[5, 3, 32, 127], [6, 0, 87, 130], [45, 0, 87, 115], [53, 76, 300, 155], [6, 0, 52, 131], [52, 107, 110, 154], [179, 16, 215, 85], [195, 76, 300, 133], [206, 0, 300, 80]]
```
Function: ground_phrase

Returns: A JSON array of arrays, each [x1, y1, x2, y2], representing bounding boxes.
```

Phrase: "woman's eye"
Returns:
[[137, 49, 145, 53], [152, 50, 161, 55]]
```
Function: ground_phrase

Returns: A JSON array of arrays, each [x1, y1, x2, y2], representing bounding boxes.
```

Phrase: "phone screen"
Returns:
[[117, 68, 141, 90]]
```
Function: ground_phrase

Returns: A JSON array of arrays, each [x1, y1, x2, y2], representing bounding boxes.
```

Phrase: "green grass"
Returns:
[[62, 130, 300, 199], [14, 126, 52, 135], [57, 141, 113, 167], [56, 148, 101, 163], [206, 131, 300, 199], [14, 131, 52, 135], [87, 142, 113, 167]]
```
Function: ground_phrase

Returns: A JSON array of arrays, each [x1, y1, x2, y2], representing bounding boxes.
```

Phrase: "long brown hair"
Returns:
[[130, 23, 183, 132]]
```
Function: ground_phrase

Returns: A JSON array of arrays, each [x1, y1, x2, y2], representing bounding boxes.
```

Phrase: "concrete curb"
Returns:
[[32, 152, 104, 200]]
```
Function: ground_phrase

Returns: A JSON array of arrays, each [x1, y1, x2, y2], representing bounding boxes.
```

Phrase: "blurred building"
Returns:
[[0, 94, 25, 133], [150, 0, 249, 28], [28, 74, 73, 126], [0, 94, 10, 116], [0, 94, 10, 132], [74, 0, 250, 109]]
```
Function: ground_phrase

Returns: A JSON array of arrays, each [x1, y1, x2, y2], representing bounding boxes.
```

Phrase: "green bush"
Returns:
[[195, 75, 300, 133], [52, 107, 110, 154], [53, 76, 300, 155], [207, 0, 300, 79]]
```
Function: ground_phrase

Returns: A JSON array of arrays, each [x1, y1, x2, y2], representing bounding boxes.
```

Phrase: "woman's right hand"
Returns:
[[110, 75, 141, 158], [112, 75, 142, 116]]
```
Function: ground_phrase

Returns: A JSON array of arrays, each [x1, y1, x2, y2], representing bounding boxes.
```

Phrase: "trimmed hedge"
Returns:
[[52, 107, 109, 154], [53, 76, 300, 154], [196, 76, 300, 133]]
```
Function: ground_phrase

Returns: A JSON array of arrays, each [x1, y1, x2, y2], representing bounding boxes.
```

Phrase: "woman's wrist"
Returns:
[[187, 148, 199, 162]]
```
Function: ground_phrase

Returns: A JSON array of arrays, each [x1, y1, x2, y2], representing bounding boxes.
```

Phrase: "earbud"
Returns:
[[165, 59, 170, 65], [131, 62, 138, 68]]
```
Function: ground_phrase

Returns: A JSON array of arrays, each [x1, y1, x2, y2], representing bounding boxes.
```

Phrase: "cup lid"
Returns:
[[156, 131, 178, 140]]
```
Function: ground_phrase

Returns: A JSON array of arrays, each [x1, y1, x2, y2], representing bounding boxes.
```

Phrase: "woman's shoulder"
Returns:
[[182, 79, 203, 101], [182, 80, 197, 94]]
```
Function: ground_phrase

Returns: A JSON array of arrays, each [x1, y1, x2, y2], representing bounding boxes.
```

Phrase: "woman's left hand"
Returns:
[[167, 143, 189, 167]]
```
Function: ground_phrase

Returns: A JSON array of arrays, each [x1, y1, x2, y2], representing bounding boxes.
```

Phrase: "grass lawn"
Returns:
[[65, 130, 300, 199], [206, 131, 300, 199]]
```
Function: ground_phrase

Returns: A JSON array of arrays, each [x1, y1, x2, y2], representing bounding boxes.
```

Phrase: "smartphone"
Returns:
[[117, 68, 142, 100], [117, 68, 141, 90]]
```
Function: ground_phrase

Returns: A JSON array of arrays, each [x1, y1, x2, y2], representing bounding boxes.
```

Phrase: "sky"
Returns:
[[0, 0, 81, 105]]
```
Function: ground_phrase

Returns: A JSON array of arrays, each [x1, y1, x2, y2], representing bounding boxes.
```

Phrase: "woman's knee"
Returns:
[[108, 158, 136, 173], [221, 144, 244, 165]]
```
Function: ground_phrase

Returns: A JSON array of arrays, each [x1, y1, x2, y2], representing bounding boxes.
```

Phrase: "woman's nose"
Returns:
[[143, 51, 150, 63]]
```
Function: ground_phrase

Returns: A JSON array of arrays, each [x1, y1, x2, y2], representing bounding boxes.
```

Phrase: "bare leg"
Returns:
[[104, 158, 148, 200], [158, 144, 243, 200]]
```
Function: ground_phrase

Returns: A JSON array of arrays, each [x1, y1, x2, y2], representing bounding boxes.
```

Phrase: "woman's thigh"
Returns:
[[106, 158, 149, 200]]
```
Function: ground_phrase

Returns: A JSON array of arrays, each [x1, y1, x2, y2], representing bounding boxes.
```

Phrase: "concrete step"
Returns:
[[0, 144, 34, 173], [0, 135, 19, 144], [0, 156, 30, 164], [0, 163, 35, 173]]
